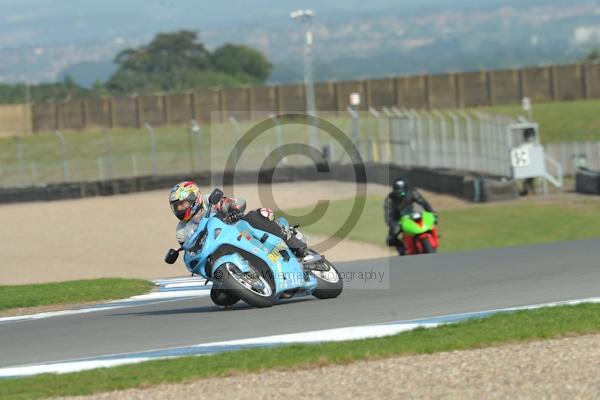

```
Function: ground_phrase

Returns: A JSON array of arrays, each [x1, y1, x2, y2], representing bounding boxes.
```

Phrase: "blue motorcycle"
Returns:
[[164, 189, 343, 308]]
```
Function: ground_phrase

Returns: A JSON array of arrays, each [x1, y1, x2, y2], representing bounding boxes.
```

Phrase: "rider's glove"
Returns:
[[386, 234, 396, 247]]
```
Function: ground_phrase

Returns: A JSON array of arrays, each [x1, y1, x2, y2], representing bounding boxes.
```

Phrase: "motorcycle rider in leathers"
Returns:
[[384, 178, 435, 255]]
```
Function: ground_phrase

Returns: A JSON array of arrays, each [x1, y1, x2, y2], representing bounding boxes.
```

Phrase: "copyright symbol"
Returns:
[[214, 269, 224, 280], [222, 113, 367, 253]]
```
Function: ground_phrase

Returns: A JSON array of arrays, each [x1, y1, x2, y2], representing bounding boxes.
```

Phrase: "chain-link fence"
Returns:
[[0, 108, 581, 188], [357, 108, 521, 178]]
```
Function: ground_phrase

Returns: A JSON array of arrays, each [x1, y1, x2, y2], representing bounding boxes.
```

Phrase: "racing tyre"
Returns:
[[210, 288, 240, 307], [215, 262, 275, 308], [421, 237, 436, 254], [311, 259, 343, 299]]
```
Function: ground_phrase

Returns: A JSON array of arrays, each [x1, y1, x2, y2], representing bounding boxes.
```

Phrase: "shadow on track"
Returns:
[[108, 297, 315, 317]]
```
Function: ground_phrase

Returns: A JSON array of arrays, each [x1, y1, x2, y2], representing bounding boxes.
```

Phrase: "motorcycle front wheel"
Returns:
[[311, 259, 343, 299], [210, 287, 240, 307], [215, 262, 275, 308], [420, 237, 436, 254]]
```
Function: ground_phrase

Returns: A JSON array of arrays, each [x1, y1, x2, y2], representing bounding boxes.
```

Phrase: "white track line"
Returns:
[[0, 277, 209, 324]]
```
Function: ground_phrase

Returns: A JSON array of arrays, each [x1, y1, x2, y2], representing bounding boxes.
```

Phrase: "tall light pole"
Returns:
[[291, 9, 320, 148]]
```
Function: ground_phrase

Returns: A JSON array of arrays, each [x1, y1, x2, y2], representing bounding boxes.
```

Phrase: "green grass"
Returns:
[[481, 98, 600, 143], [284, 196, 600, 252], [2, 303, 600, 399], [0, 278, 153, 312]]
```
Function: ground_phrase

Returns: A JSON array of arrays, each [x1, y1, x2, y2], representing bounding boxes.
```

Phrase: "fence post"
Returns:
[[228, 116, 242, 162], [108, 98, 117, 129], [395, 108, 412, 166], [519, 68, 527, 99], [247, 87, 255, 121], [53, 130, 70, 183], [186, 120, 195, 174], [424, 75, 431, 110], [476, 113, 490, 174], [582, 64, 590, 100], [347, 106, 360, 156], [454, 73, 464, 108], [433, 110, 448, 168], [447, 111, 461, 170], [131, 154, 139, 177], [30, 161, 38, 184], [81, 100, 88, 129], [102, 128, 113, 180], [135, 97, 144, 129], [487, 71, 495, 106], [97, 157, 105, 181], [15, 137, 25, 185], [333, 82, 341, 116], [382, 107, 395, 162], [458, 111, 475, 172], [190, 92, 198, 121], [368, 107, 382, 163], [163, 94, 171, 126], [54, 102, 62, 130], [190, 120, 203, 172], [144, 122, 158, 176], [549, 66, 558, 101], [408, 109, 424, 167], [422, 111, 435, 168], [270, 114, 286, 165], [218, 89, 227, 123], [274, 86, 283, 114]]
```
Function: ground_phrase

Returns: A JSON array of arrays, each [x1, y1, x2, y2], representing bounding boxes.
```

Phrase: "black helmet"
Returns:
[[392, 178, 409, 199]]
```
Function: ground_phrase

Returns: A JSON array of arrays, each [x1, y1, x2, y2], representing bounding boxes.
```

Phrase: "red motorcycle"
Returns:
[[398, 211, 440, 255]]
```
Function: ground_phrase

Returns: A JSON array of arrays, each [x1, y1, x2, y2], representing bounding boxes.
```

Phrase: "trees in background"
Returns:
[[106, 30, 272, 94], [0, 30, 273, 103]]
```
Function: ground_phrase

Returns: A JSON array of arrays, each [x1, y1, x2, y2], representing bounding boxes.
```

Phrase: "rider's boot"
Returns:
[[396, 241, 406, 256]]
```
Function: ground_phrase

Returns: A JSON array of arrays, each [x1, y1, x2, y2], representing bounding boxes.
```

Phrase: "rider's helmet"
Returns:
[[392, 178, 409, 200], [169, 181, 204, 221]]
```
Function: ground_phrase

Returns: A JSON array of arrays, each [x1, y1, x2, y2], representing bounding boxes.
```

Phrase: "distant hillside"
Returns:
[[0, 0, 598, 84]]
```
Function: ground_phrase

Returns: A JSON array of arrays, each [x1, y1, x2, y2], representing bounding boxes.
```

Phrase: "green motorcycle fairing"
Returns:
[[399, 211, 436, 236]]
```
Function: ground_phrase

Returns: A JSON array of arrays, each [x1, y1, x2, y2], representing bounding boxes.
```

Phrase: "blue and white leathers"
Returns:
[[181, 211, 318, 298]]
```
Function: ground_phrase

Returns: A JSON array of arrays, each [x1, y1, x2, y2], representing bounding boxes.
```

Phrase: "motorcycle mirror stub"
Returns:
[[165, 248, 179, 264], [208, 189, 223, 205]]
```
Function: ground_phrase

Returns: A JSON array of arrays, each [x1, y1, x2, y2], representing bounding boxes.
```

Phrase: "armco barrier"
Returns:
[[0, 164, 517, 204], [575, 168, 600, 195]]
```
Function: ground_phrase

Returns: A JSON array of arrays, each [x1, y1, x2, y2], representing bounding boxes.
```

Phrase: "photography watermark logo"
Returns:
[[212, 265, 389, 290]]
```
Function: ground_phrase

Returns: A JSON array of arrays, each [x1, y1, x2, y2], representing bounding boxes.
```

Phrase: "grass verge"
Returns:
[[2, 303, 600, 399], [284, 195, 600, 252], [482, 98, 600, 143], [0, 278, 154, 312]]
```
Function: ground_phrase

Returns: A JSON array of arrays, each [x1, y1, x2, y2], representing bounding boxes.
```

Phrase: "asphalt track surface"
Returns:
[[1, 239, 599, 368]]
